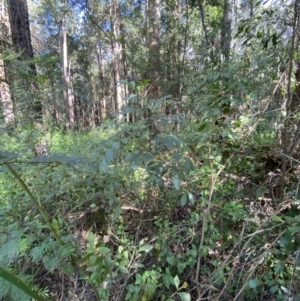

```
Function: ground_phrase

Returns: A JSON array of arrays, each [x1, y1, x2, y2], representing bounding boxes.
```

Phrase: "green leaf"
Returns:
[[183, 157, 194, 176], [139, 244, 153, 253], [135, 273, 142, 285], [164, 136, 175, 150], [80, 252, 93, 263], [173, 152, 181, 162], [172, 177, 181, 190], [249, 278, 260, 288], [287, 226, 300, 235], [271, 215, 284, 223], [167, 256, 176, 265], [173, 275, 180, 290], [0, 266, 50, 301], [112, 142, 120, 149], [255, 186, 267, 197], [99, 247, 110, 255], [121, 137, 128, 144], [99, 159, 109, 172], [269, 286, 278, 294], [180, 193, 188, 206], [61, 262, 74, 277], [162, 274, 172, 289], [279, 234, 292, 246], [177, 292, 191, 301], [274, 262, 283, 274], [198, 123, 206, 131], [187, 192, 195, 205], [105, 149, 114, 161]]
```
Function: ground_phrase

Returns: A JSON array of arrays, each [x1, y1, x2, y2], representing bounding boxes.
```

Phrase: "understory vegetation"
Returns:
[[1, 71, 300, 300]]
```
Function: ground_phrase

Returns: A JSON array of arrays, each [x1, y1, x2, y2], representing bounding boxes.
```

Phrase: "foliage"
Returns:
[[1, 0, 300, 300]]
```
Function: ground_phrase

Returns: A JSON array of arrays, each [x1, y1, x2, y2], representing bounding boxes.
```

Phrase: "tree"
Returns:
[[0, 4, 14, 123], [8, 0, 42, 119], [60, 0, 75, 127], [147, 0, 161, 97], [220, 0, 232, 62], [110, 0, 123, 120]]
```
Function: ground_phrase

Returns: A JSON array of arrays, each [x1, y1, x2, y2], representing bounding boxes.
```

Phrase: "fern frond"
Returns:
[[43, 254, 61, 272], [30, 237, 56, 264], [0, 238, 23, 263]]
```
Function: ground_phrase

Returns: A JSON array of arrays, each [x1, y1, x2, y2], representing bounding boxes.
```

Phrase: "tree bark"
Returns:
[[8, 0, 43, 118], [96, 45, 106, 120], [198, 0, 209, 46], [220, 0, 232, 62], [60, 0, 75, 127], [147, 0, 160, 92], [0, 10, 14, 123], [110, 0, 123, 121]]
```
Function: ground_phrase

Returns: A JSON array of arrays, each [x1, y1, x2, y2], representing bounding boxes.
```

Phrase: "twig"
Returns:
[[233, 230, 285, 301]]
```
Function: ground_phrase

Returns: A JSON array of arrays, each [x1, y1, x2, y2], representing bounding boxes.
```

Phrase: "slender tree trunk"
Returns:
[[8, 0, 42, 119], [60, 0, 75, 127], [145, 0, 160, 129], [0, 11, 14, 123], [110, 0, 123, 121], [198, 0, 209, 46], [249, 0, 254, 18], [147, 0, 160, 92], [96, 45, 106, 120], [120, 22, 129, 121], [220, 0, 232, 62]]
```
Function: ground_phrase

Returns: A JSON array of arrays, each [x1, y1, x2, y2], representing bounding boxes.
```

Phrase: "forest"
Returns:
[[0, 0, 300, 300]]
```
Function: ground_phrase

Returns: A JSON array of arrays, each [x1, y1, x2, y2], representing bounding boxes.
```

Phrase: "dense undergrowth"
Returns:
[[1, 84, 300, 300], [1, 113, 300, 301]]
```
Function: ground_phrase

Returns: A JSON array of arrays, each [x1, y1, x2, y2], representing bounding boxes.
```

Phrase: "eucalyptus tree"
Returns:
[[7, 0, 43, 120], [60, 0, 75, 127], [220, 0, 232, 61], [147, 0, 160, 94], [110, 0, 123, 120], [0, 2, 14, 123], [30, 0, 88, 127]]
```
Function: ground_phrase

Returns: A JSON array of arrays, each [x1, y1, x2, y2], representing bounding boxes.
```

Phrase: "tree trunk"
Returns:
[[0, 10, 14, 123], [8, 0, 42, 118], [96, 45, 106, 120], [220, 0, 232, 62], [120, 22, 129, 121], [198, 0, 209, 46], [110, 0, 123, 121], [147, 0, 160, 91], [60, 0, 75, 128]]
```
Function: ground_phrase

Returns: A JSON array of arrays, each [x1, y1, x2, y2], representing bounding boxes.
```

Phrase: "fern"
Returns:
[[30, 245, 44, 264], [30, 237, 56, 264], [57, 242, 75, 258], [0, 237, 23, 263], [43, 254, 61, 272], [0, 227, 35, 264], [0, 270, 32, 301], [30, 237, 74, 273]]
